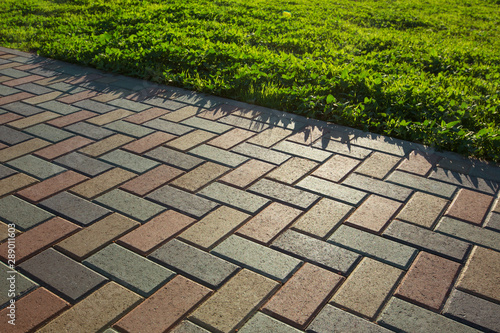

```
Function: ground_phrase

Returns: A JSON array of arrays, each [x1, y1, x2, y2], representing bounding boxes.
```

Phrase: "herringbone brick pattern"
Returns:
[[1, 47, 499, 332]]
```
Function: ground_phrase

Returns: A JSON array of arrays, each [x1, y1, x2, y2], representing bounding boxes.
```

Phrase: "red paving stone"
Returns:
[[56, 90, 99, 104], [124, 107, 170, 124], [122, 131, 176, 154], [46, 110, 97, 128], [0, 92, 34, 106], [35, 136, 94, 160], [3, 75, 45, 87], [207, 127, 255, 149], [444, 188, 494, 225], [0, 112, 22, 124]]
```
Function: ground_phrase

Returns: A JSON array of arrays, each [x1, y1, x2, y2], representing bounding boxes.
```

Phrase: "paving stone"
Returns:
[[0, 85, 20, 96], [456, 246, 500, 303], [123, 132, 177, 155], [23, 91, 64, 106], [179, 205, 249, 250], [19, 248, 107, 302], [0, 164, 16, 179], [167, 129, 217, 151], [0, 112, 22, 124], [40, 191, 111, 226], [124, 107, 170, 124], [2, 101, 45, 116], [345, 195, 402, 233], [296, 176, 367, 205], [180, 116, 233, 134], [0, 287, 69, 333], [105, 97, 149, 111], [0, 195, 53, 230], [7, 154, 67, 180], [3, 74, 45, 88], [436, 217, 500, 251], [469, 163, 500, 183], [8, 111, 60, 129], [207, 128, 256, 149], [397, 150, 440, 176], [95, 189, 165, 222], [145, 146, 204, 170], [36, 282, 142, 333], [249, 178, 319, 209], [0, 173, 38, 197], [143, 96, 189, 110], [0, 68, 30, 78], [444, 188, 494, 225], [0, 125, 33, 144], [70, 167, 136, 199], [272, 140, 332, 162], [83, 243, 175, 297], [104, 120, 155, 138], [429, 167, 499, 194], [114, 275, 211, 333], [161, 105, 199, 122], [0, 137, 51, 162], [307, 304, 393, 333], [120, 164, 182, 196], [492, 197, 500, 213], [100, 149, 159, 173], [189, 144, 249, 168], [342, 173, 413, 202], [386, 170, 457, 198], [0, 261, 38, 308], [443, 289, 500, 332], [313, 138, 373, 159], [294, 201, 351, 240], [271, 230, 360, 275], [0, 217, 78, 264], [231, 142, 291, 164], [0, 92, 34, 106], [46, 110, 97, 128], [485, 212, 500, 231], [238, 312, 301, 333], [54, 152, 113, 176], [170, 162, 228, 192], [331, 257, 403, 320], [396, 191, 449, 228], [64, 121, 114, 140], [266, 157, 318, 184], [47, 82, 86, 94], [24, 123, 73, 142], [312, 154, 361, 183], [189, 269, 279, 333], [328, 225, 417, 269], [38, 100, 80, 115], [144, 118, 194, 135], [56, 90, 98, 104], [247, 127, 293, 147], [35, 136, 94, 160], [219, 159, 274, 188], [78, 134, 134, 157], [237, 202, 302, 245], [74, 99, 117, 113], [286, 125, 328, 144], [199, 182, 270, 213], [147, 185, 218, 217], [219, 114, 269, 132], [150, 239, 239, 288], [118, 210, 195, 255], [377, 297, 481, 333], [86, 108, 134, 126], [262, 263, 344, 329]]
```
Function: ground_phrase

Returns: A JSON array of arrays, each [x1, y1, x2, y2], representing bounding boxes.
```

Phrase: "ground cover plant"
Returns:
[[1, 0, 499, 161]]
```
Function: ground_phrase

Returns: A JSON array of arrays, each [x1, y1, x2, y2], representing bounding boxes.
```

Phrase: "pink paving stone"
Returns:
[[237, 202, 302, 245], [0, 92, 35, 106], [395, 251, 461, 311], [16, 170, 88, 203], [34, 136, 94, 160], [0, 112, 22, 125], [117, 210, 196, 255], [345, 195, 402, 233], [124, 107, 170, 124], [312, 154, 361, 182], [0, 288, 69, 333], [207, 128, 256, 149], [397, 150, 441, 176], [114, 275, 212, 333], [262, 263, 344, 329], [0, 217, 80, 263], [219, 159, 275, 188], [46, 110, 98, 128], [2, 74, 45, 87], [444, 188, 494, 225], [56, 90, 99, 104], [122, 132, 176, 154], [120, 164, 184, 196]]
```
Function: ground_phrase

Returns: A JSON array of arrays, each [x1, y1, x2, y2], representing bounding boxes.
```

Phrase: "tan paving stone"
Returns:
[[23, 91, 63, 105], [397, 191, 449, 228], [32, 75, 71, 86], [397, 150, 440, 176], [79, 134, 135, 157], [0, 138, 50, 162], [266, 157, 318, 184], [161, 105, 199, 122], [120, 164, 183, 196], [207, 128, 255, 149], [56, 90, 98, 104], [0, 112, 22, 124], [286, 126, 326, 145], [86, 109, 134, 126], [248, 127, 293, 147], [170, 162, 229, 192], [124, 107, 170, 124], [34, 136, 94, 160], [312, 154, 360, 182], [0, 92, 34, 106], [122, 131, 176, 154], [445, 188, 494, 225], [46, 110, 97, 128], [8, 111, 60, 129], [219, 159, 275, 188], [70, 167, 136, 199], [345, 195, 402, 233], [166, 129, 217, 151], [3, 74, 44, 87], [354, 152, 401, 179], [0, 173, 38, 196]]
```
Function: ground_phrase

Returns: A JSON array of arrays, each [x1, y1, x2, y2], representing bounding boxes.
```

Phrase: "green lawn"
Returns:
[[1, 0, 499, 161]]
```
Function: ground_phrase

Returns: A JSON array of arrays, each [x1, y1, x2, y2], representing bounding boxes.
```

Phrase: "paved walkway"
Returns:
[[0, 46, 499, 333]]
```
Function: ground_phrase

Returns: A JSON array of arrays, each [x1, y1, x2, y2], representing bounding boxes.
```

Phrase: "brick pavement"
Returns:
[[0, 47, 499, 332]]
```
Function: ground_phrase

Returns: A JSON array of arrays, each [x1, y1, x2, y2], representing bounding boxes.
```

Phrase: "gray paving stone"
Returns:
[[104, 120, 154, 138], [469, 163, 500, 183], [19, 248, 107, 302], [150, 239, 239, 288], [313, 138, 373, 159], [328, 225, 417, 269], [198, 182, 270, 214], [296, 176, 367, 205], [29, 67, 59, 78], [485, 212, 500, 231], [7, 154, 67, 179], [54, 152, 113, 176], [219, 114, 269, 132], [307, 304, 393, 333], [429, 168, 498, 194], [48, 82, 87, 94], [147, 185, 218, 217], [0, 164, 16, 179], [272, 230, 360, 274], [24, 123, 74, 142], [211, 235, 302, 282], [0, 68, 30, 78], [95, 189, 165, 223], [172, 92, 219, 108], [377, 297, 481, 333], [16, 82, 54, 95], [0, 125, 33, 144], [73, 99, 117, 113], [272, 140, 333, 163], [0, 85, 20, 96], [0, 195, 54, 230], [181, 117, 233, 134], [0, 262, 38, 308], [248, 178, 319, 209], [145, 147, 204, 170], [40, 191, 111, 226], [383, 220, 470, 261], [239, 312, 302, 333], [83, 243, 174, 297], [386, 170, 457, 198], [141, 96, 186, 110], [38, 100, 80, 115], [435, 216, 500, 251], [443, 289, 500, 333], [2, 102, 45, 116], [231, 142, 291, 165], [65, 122, 115, 140], [100, 149, 159, 173], [143, 118, 194, 135], [189, 144, 249, 168], [342, 173, 413, 202], [171, 321, 211, 333]]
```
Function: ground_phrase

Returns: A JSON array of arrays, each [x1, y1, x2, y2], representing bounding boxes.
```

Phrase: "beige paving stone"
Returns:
[[170, 162, 230, 192], [161, 105, 199, 122], [86, 109, 134, 126], [354, 152, 401, 179], [0, 173, 38, 196], [166, 129, 217, 151], [122, 131, 176, 154], [0, 138, 50, 162], [397, 150, 440, 176], [286, 125, 326, 145], [207, 128, 255, 149], [346, 195, 402, 233], [8, 111, 60, 129], [312, 154, 361, 182], [266, 157, 319, 184], [120, 164, 183, 196], [397, 191, 449, 228], [0, 221, 21, 243], [78, 134, 135, 157], [247, 127, 293, 147], [219, 159, 275, 188], [0, 112, 22, 125], [70, 167, 137, 199], [124, 107, 170, 124], [23, 91, 64, 105]]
